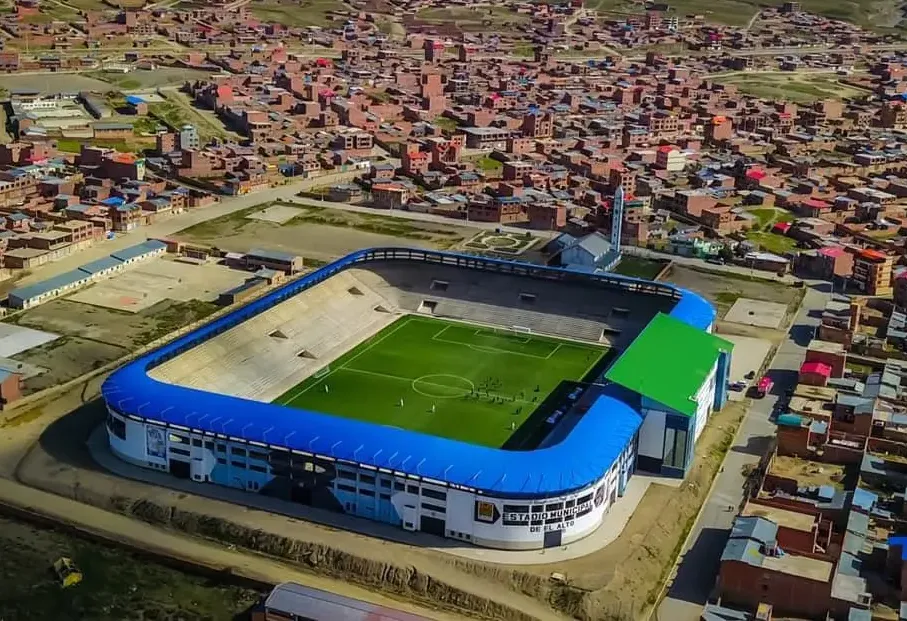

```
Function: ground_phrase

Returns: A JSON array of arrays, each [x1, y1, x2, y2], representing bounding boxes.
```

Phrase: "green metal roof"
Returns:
[[605, 312, 733, 417]]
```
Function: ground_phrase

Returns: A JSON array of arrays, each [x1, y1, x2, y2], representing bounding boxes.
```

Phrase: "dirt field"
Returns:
[[714, 72, 870, 103], [664, 265, 803, 320], [0, 515, 262, 621], [175, 202, 477, 262], [0, 74, 113, 95], [6, 298, 217, 393], [88, 68, 214, 90]]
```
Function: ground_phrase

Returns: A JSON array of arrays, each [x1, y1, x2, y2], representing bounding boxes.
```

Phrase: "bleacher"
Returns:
[[149, 272, 400, 402], [151, 258, 675, 401]]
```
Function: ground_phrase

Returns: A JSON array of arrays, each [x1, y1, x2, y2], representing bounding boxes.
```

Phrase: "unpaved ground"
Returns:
[[0, 74, 113, 94], [664, 264, 804, 319], [0, 516, 262, 621], [6, 298, 216, 393], [175, 203, 476, 262]]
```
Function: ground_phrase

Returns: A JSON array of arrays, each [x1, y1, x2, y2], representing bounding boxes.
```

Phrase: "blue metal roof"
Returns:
[[111, 239, 166, 262], [8, 269, 89, 303], [79, 255, 124, 275], [102, 248, 715, 496]]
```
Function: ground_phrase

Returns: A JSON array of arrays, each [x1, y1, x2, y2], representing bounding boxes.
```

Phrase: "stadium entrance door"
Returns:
[[420, 515, 445, 537], [544, 529, 562, 548], [169, 459, 190, 479]]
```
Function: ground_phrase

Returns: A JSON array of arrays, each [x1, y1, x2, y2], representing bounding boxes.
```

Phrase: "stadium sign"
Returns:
[[501, 500, 594, 526]]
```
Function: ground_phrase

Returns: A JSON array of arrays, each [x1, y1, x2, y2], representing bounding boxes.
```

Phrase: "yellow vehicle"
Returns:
[[52, 557, 83, 588]]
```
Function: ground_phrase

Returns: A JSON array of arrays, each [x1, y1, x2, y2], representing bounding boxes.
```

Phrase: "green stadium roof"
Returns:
[[605, 312, 733, 417]]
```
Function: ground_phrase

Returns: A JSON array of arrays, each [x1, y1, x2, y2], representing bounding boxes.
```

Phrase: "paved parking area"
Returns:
[[720, 333, 773, 401], [725, 298, 788, 329], [68, 258, 249, 313]]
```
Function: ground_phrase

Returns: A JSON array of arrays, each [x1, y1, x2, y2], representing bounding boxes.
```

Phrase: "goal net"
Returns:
[[313, 365, 331, 379], [511, 325, 532, 334]]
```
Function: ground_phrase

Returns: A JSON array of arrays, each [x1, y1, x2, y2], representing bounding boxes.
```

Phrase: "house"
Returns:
[[557, 231, 621, 271]]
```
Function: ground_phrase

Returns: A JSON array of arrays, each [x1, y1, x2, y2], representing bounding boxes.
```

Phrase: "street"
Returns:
[[655, 284, 829, 621]]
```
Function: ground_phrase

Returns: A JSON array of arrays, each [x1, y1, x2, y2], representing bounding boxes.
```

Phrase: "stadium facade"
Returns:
[[102, 247, 732, 550]]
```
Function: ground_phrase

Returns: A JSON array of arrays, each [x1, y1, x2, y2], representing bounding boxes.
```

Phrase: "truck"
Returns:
[[755, 376, 774, 398]]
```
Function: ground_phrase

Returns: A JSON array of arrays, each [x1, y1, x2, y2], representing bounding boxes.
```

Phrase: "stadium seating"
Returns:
[[349, 262, 672, 344], [149, 272, 400, 402], [151, 260, 674, 400]]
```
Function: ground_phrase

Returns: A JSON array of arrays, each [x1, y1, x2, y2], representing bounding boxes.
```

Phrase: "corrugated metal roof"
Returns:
[[101, 248, 714, 496], [264, 582, 431, 621], [8, 269, 89, 303], [248, 247, 299, 263], [79, 256, 124, 275], [111, 239, 166, 262]]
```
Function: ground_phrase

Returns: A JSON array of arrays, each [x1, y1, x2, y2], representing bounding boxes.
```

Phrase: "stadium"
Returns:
[[101, 247, 733, 551]]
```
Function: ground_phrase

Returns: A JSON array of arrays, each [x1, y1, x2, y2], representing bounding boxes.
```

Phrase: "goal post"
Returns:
[[510, 325, 532, 335], [313, 365, 331, 379]]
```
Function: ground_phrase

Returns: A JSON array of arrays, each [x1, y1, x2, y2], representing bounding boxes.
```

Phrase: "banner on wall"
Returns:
[[146, 426, 166, 460]]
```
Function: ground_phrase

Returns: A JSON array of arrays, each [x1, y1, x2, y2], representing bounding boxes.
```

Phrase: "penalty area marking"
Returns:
[[411, 374, 475, 399]]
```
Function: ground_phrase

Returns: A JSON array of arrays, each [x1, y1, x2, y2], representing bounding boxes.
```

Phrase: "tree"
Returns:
[[718, 245, 734, 262]]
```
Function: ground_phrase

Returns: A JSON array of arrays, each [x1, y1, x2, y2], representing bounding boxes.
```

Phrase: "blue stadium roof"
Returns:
[[102, 248, 716, 497]]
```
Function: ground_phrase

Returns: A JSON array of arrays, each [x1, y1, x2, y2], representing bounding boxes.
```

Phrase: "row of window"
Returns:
[[337, 468, 447, 501]]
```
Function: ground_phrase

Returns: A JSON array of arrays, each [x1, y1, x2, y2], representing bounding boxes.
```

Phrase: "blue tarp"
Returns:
[[102, 248, 716, 496]]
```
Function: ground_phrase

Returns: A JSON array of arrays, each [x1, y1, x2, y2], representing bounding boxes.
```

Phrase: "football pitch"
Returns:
[[274, 316, 608, 448]]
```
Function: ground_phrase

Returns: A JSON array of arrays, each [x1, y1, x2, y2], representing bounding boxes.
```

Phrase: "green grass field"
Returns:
[[275, 316, 606, 448]]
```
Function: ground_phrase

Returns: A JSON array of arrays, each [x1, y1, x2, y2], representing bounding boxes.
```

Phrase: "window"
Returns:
[[338, 469, 356, 481], [545, 516, 562, 524], [249, 464, 268, 473], [231, 447, 246, 457], [230, 460, 246, 469], [204, 441, 214, 451], [217, 458, 227, 465], [422, 488, 446, 501], [577, 493, 593, 505], [249, 450, 268, 462], [380, 493, 391, 501], [394, 481, 405, 491], [171, 447, 190, 457], [191, 438, 202, 447], [361, 489, 375, 497], [407, 485, 418, 494], [503, 504, 528, 513], [217, 443, 226, 453], [422, 502, 445, 513], [360, 474, 375, 485], [545, 502, 562, 512], [169, 433, 187, 444], [106, 414, 126, 440], [380, 479, 391, 489], [564, 499, 575, 508], [337, 483, 356, 493], [531, 519, 543, 526], [531, 504, 543, 513]]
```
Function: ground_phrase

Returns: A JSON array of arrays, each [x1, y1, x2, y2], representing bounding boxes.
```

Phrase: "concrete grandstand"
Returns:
[[102, 247, 732, 550]]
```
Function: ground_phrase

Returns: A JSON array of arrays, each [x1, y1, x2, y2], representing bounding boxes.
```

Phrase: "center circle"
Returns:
[[411, 374, 475, 399]]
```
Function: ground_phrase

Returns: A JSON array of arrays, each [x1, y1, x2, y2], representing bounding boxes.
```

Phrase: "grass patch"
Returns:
[[474, 156, 503, 172], [715, 72, 869, 103], [275, 315, 607, 448], [745, 231, 797, 255], [612, 256, 667, 280], [0, 516, 260, 620], [56, 138, 150, 154], [415, 5, 529, 31], [248, 0, 343, 27], [137, 300, 219, 345], [432, 116, 459, 132], [748, 207, 795, 229]]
